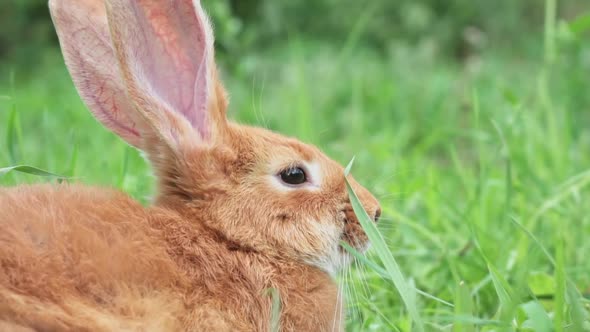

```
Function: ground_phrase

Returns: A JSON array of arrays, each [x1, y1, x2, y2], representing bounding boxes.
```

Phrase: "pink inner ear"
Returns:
[[121, 0, 213, 140], [71, 46, 141, 140], [50, 0, 143, 148]]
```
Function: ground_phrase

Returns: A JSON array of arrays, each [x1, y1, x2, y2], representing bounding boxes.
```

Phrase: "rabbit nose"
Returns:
[[373, 208, 381, 223]]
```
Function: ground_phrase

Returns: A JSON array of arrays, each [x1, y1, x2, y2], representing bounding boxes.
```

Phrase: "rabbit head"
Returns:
[[50, 0, 381, 275]]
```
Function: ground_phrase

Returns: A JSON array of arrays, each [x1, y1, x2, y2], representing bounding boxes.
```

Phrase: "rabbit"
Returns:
[[0, 0, 381, 331]]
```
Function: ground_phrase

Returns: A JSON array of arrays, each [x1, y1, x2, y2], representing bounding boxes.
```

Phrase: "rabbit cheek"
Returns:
[[301, 221, 344, 276]]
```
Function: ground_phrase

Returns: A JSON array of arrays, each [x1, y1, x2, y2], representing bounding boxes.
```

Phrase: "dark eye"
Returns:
[[280, 167, 307, 185]]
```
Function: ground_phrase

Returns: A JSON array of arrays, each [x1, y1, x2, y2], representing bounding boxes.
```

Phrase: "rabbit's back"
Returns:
[[0, 184, 188, 331]]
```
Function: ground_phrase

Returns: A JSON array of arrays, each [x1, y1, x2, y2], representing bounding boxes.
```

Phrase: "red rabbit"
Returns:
[[0, 0, 381, 331]]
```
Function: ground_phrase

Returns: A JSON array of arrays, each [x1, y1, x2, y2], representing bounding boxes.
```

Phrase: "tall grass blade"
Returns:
[[344, 159, 424, 331], [344, 157, 356, 176]]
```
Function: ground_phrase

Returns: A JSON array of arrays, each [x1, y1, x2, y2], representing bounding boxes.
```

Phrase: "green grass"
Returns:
[[2, 11, 590, 332]]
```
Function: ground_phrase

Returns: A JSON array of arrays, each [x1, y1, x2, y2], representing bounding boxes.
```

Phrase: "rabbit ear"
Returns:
[[49, 0, 144, 148], [50, 0, 228, 152], [105, 0, 228, 149]]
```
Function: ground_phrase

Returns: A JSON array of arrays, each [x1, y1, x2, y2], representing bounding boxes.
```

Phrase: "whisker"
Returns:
[[374, 216, 398, 222], [369, 171, 412, 188], [357, 258, 373, 302], [347, 258, 361, 323], [368, 168, 425, 191], [355, 259, 370, 323], [351, 235, 373, 305], [341, 265, 354, 326], [377, 192, 403, 200], [376, 223, 398, 229]]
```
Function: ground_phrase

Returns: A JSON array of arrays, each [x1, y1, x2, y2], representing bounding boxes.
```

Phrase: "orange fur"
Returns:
[[0, 0, 380, 330]]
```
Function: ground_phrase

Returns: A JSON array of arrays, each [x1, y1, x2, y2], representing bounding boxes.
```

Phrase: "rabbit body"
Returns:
[[0, 184, 342, 331], [0, 0, 380, 330]]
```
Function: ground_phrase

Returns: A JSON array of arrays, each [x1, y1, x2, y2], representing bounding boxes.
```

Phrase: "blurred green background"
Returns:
[[2, 0, 590, 331], [1, 0, 588, 65]]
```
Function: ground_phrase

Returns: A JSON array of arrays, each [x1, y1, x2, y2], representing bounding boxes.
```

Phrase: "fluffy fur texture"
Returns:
[[0, 0, 381, 331]]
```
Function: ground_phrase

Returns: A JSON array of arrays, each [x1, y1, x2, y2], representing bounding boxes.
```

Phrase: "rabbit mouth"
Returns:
[[307, 208, 371, 275], [339, 231, 370, 254], [338, 207, 370, 253]]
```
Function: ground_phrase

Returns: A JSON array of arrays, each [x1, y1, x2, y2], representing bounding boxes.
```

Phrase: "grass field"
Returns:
[[2, 6, 590, 331]]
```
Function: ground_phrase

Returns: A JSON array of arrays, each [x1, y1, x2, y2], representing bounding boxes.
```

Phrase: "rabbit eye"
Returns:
[[280, 167, 307, 185]]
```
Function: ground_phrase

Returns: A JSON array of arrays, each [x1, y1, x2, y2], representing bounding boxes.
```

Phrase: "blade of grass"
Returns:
[[6, 105, 22, 164], [0, 165, 67, 179], [453, 281, 475, 332], [344, 156, 356, 176], [67, 140, 79, 178], [118, 146, 131, 188], [555, 232, 565, 332], [487, 262, 517, 326], [265, 288, 281, 332], [344, 159, 424, 332]]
